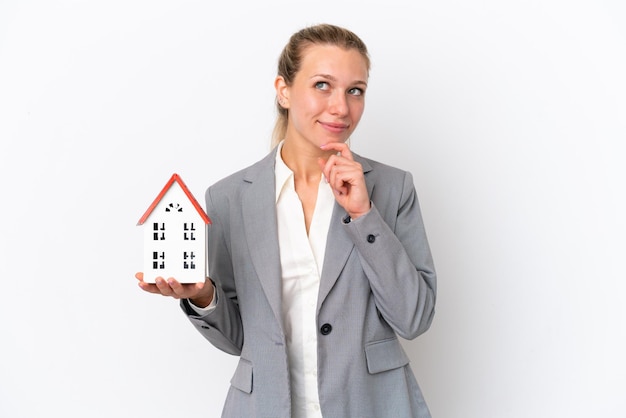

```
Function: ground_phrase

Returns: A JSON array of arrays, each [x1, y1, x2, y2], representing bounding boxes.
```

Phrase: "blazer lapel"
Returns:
[[240, 150, 374, 321], [318, 153, 373, 308], [241, 149, 284, 332]]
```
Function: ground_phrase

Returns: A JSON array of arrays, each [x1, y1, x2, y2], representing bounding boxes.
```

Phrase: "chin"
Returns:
[[322, 136, 349, 144]]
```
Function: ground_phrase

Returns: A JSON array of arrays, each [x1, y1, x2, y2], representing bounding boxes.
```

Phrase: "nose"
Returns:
[[328, 92, 349, 116]]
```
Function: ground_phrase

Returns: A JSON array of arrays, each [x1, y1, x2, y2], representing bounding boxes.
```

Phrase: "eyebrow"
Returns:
[[312, 73, 368, 86]]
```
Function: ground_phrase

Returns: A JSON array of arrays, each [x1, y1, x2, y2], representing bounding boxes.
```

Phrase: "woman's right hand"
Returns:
[[135, 272, 215, 308]]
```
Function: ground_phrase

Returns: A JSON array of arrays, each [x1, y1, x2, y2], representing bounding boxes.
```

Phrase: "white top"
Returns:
[[191, 143, 334, 418], [275, 142, 334, 418]]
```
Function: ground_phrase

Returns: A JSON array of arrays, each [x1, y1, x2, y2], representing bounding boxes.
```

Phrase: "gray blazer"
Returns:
[[181, 147, 436, 418]]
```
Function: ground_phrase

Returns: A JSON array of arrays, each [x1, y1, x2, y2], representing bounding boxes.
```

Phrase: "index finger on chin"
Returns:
[[320, 142, 353, 159]]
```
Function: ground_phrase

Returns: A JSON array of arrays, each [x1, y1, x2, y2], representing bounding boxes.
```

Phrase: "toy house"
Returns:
[[137, 173, 211, 284]]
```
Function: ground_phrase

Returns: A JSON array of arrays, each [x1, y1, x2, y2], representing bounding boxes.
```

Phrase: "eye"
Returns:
[[315, 81, 330, 90], [348, 87, 364, 96]]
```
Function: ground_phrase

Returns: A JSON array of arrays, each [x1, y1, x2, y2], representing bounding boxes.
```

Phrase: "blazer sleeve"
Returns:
[[343, 170, 436, 340], [180, 186, 244, 356]]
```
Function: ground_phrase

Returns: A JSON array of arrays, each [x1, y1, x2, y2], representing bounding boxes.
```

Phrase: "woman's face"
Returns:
[[278, 44, 369, 149]]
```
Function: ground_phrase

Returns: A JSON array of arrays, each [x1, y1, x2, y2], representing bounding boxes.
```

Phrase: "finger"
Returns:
[[136, 272, 162, 294], [168, 278, 202, 298], [327, 163, 349, 196], [326, 155, 360, 186], [167, 278, 184, 297], [137, 281, 162, 294], [155, 277, 175, 296], [322, 154, 347, 185], [320, 142, 354, 160]]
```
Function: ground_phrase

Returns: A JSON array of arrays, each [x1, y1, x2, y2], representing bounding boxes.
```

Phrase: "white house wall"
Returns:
[[142, 183, 207, 283]]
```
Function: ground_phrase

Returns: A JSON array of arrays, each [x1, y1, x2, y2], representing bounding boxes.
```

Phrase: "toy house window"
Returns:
[[183, 251, 196, 269], [153, 223, 165, 240], [166, 203, 183, 212], [184, 223, 196, 240], [153, 252, 165, 269]]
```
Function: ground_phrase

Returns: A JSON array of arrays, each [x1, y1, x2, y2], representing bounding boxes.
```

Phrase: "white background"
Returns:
[[1, 1, 625, 417]]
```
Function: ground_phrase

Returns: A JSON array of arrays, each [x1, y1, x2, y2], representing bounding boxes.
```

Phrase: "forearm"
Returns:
[[181, 281, 243, 355], [344, 195, 436, 339]]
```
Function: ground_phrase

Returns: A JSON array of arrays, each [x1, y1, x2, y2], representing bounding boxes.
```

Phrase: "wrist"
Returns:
[[190, 296, 213, 308], [348, 201, 372, 220], [190, 280, 215, 308]]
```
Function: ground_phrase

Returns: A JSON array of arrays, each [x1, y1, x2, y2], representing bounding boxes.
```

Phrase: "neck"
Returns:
[[280, 139, 333, 183]]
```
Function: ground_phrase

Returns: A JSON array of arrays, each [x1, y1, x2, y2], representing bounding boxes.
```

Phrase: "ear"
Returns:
[[274, 76, 290, 108]]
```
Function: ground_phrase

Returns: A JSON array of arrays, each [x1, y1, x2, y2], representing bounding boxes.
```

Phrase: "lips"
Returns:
[[319, 121, 349, 134]]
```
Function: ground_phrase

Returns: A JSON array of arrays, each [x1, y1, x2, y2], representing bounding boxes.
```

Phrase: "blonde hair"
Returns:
[[271, 24, 371, 148]]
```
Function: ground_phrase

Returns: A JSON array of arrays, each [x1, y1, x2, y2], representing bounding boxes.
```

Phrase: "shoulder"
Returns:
[[206, 147, 276, 199], [353, 153, 419, 219], [353, 152, 414, 187]]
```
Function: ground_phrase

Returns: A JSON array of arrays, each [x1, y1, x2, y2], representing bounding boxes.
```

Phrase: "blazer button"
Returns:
[[320, 323, 332, 335], [367, 234, 376, 243]]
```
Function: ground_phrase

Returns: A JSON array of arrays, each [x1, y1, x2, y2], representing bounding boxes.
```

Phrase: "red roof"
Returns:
[[137, 173, 211, 225]]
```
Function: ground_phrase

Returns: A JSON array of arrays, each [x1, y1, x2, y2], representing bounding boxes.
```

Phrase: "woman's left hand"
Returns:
[[318, 142, 370, 220]]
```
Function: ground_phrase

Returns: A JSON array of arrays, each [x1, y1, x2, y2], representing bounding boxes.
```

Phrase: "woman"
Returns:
[[137, 23, 436, 418]]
